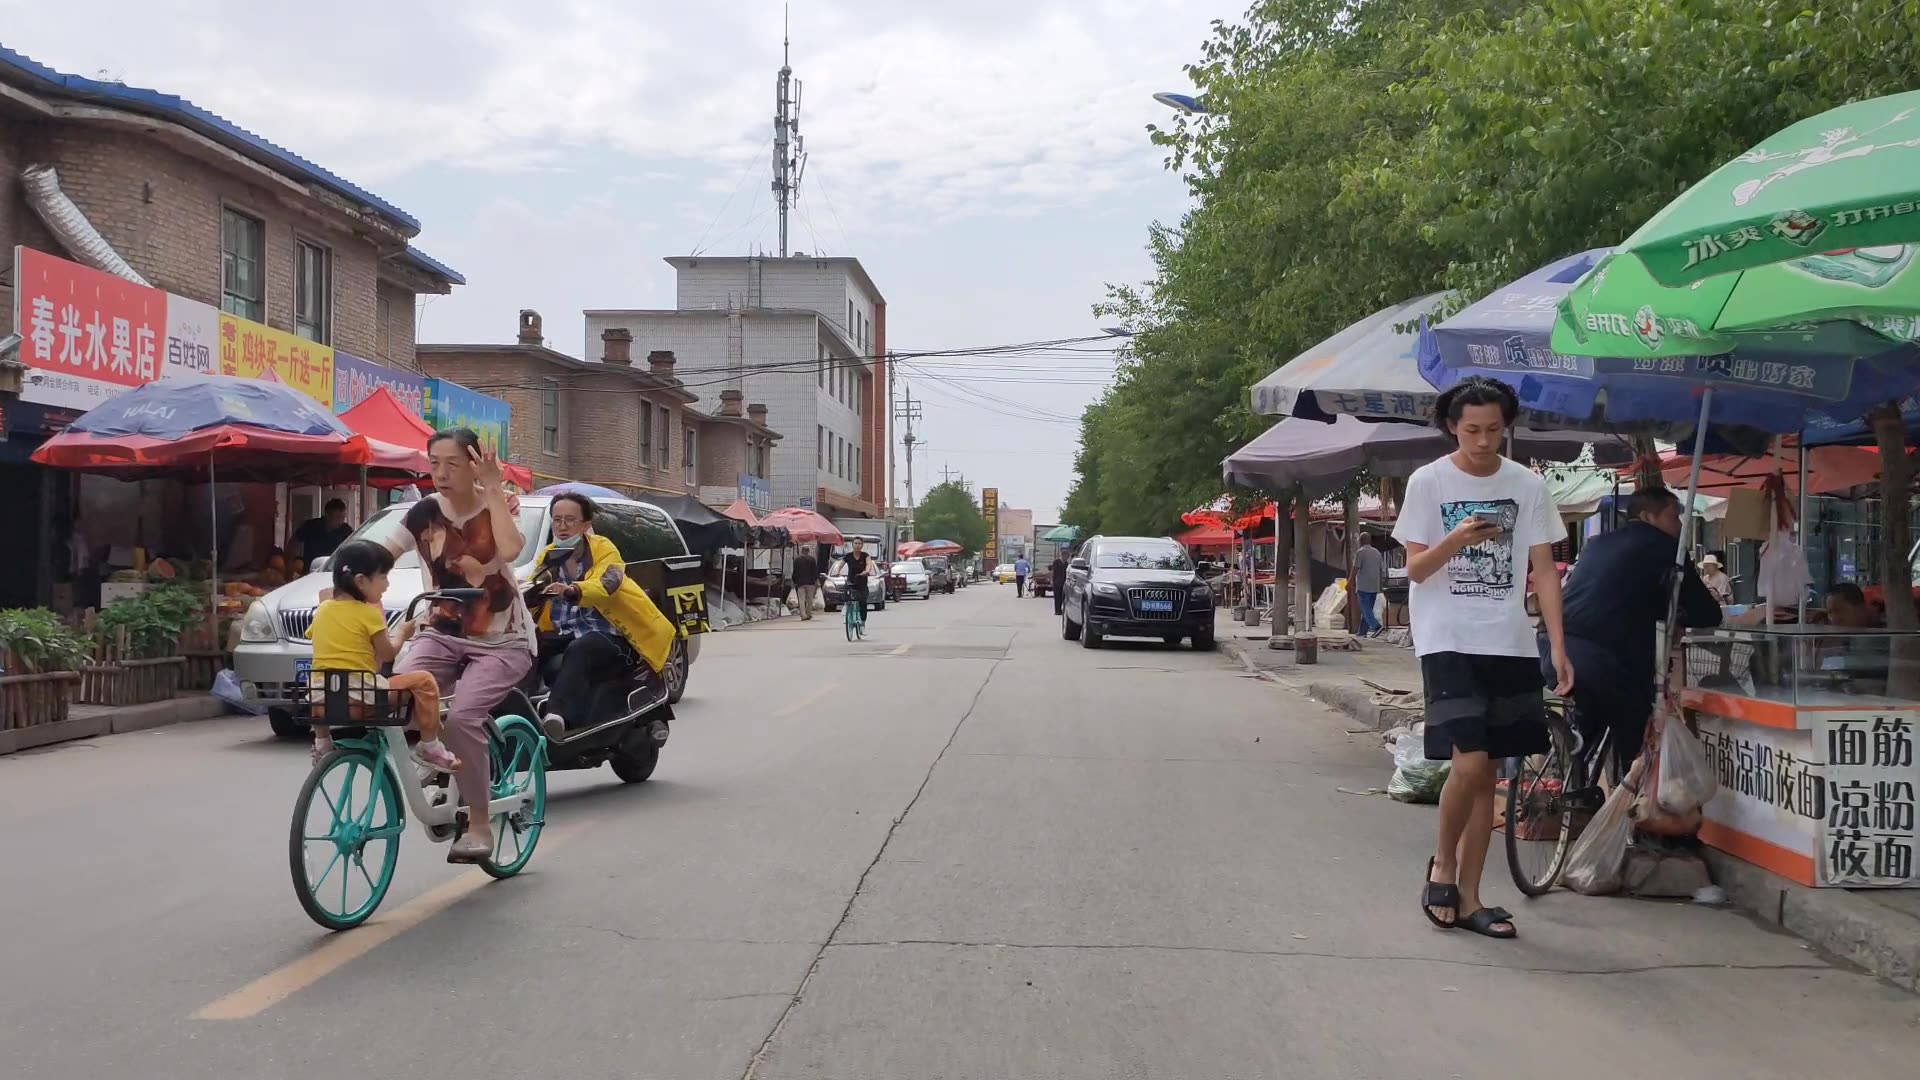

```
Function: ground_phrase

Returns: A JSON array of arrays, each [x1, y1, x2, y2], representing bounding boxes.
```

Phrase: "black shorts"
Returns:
[[1420, 651, 1548, 761]]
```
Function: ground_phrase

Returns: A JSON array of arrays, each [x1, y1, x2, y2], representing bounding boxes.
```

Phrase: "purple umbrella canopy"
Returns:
[[1222, 413, 1623, 498]]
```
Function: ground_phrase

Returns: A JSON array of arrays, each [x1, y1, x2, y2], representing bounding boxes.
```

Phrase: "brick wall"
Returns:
[[417, 346, 694, 499], [697, 423, 749, 487], [1, 114, 418, 367]]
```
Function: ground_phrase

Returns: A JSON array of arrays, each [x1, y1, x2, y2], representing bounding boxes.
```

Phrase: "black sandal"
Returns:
[[1421, 857, 1459, 929], [1459, 906, 1517, 939]]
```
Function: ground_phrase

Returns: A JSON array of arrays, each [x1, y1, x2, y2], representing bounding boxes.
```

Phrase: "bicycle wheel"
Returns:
[[482, 716, 547, 879], [1505, 710, 1577, 897], [291, 745, 405, 930], [845, 604, 857, 642]]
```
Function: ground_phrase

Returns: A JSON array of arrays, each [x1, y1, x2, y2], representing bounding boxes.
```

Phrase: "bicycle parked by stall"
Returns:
[[288, 590, 548, 931], [1503, 695, 1618, 896]]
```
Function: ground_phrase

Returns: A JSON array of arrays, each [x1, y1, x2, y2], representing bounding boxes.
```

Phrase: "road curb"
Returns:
[[1220, 637, 1398, 731], [1703, 847, 1920, 992], [0, 694, 230, 756]]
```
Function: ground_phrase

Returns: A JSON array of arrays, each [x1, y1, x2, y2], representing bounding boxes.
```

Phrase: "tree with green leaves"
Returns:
[[914, 481, 989, 554]]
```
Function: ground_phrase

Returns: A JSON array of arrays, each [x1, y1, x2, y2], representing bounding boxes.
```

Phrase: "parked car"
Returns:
[[234, 495, 703, 736], [994, 563, 1016, 584], [1060, 535, 1216, 650], [892, 558, 934, 599], [823, 557, 888, 612], [922, 554, 955, 594]]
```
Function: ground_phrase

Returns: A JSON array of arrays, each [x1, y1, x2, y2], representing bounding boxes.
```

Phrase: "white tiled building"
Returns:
[[586, 255, 888, 517]]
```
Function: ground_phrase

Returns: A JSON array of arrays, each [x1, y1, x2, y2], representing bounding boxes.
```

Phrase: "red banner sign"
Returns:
[[13, 246, 166, 410]]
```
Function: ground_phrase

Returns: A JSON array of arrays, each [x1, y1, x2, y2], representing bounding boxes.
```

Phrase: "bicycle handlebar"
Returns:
[[403, 588, 486, 621]]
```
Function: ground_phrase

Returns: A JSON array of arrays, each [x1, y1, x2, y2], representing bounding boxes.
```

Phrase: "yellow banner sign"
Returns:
[[218, 313, 335, 408]]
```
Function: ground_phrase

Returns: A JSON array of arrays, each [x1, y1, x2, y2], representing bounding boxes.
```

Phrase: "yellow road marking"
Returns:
[[891, 642, 912, 656], [194, 822, 588, 1021], [774, 681, 838, 718]]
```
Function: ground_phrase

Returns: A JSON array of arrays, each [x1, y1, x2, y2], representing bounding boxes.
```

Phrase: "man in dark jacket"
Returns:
[[1540, 486, 1722, 774], [1050, 551, 1070, 615], [792, 548, 820, 621]]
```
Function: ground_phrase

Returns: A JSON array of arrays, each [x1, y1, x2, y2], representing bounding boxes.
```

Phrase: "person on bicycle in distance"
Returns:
[[1545, 485, 1722, 778], [378, 428, 532, 864], [530, 492, 678, 742], [1394, 376, 1572, 940], [842, 538, 874, 620]]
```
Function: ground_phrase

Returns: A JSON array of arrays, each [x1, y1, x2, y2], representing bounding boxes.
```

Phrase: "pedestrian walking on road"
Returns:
[[1393, 377, 1572, 941], [792, 548, 820, 620], [1014, 555, 1030, 597], [1352, 531, 1384, 636], [1050, 550, 1070, 615]]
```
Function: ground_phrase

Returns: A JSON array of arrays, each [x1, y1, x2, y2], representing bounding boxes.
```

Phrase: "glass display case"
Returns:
[[1679, 626, 1920, 889], [1683, 626, 1920, 710]]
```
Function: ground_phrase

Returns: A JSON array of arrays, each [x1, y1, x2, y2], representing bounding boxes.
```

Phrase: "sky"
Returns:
[[1, 0, 1243, 520]]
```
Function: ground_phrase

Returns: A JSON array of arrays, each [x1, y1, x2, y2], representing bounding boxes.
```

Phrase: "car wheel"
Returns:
[[1164, 635, 1182, 647], [268, 707, 303, 739], [664, 638, 690, 704], [825, 603, 839, 612], [1081, 607, 1103, 649], [1192, 628, 1217, 651]]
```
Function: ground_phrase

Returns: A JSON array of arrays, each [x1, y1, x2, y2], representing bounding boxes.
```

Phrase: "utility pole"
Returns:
[[886, 358, 897, 526], [771, 6, 806, 258], [895, 381, 923, 537], [939, 464, 963, 487]]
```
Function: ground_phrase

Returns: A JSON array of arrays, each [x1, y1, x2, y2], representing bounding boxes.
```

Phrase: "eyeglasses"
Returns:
[[551, 516, 584, 527]]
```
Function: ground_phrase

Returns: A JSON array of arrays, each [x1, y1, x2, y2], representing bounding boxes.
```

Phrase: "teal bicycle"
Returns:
[[844, 583, 867, 641], [289, 590, 548, 931]]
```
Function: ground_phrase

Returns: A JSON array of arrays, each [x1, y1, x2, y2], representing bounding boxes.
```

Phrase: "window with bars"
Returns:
[[294, 239, 331, 343], [640, 403, 653, 467], [684, 426, 697, 485], [221, 208, 264, 321], [541, 383, 559, 454], [657, 407, 671, 468]]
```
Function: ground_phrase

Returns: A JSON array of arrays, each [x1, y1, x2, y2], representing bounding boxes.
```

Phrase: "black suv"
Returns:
[[1060, 535, 1216, 650]]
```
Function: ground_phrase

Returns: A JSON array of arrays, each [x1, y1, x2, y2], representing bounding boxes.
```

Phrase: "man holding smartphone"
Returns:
[[1393, 376, 1573, 940]]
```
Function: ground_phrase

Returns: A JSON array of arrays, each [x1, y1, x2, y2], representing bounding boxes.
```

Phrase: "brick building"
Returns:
[[0, 47, 461, 608], [418, 311, 779, 504], [584, 254, 888, 519], [0, 47, 461, 372]]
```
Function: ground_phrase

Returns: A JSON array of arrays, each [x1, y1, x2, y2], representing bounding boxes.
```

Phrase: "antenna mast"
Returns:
[[772, 6, 806, 258]]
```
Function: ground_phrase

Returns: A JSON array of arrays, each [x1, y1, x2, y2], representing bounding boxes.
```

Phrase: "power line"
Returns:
[[690, 134, 774, 257]]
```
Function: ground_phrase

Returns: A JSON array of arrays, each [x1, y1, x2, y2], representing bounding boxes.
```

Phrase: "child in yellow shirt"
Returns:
[[308, 540, 458, 772]]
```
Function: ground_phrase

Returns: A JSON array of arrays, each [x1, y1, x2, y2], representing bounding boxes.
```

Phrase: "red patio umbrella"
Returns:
[[762, 508, 844, 545], [720, 500, 763, 526]]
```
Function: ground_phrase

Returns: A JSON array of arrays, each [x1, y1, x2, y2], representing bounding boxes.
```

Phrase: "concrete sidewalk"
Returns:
[[1215, 612, 1920, 993]]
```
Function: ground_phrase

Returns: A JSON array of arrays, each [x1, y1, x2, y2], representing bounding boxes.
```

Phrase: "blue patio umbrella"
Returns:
[[1419, 248, 1920, 435]]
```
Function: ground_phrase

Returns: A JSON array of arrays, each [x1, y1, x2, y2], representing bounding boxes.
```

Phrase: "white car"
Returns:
[[893, 557, 934, 599], [234, 495, 702, 736]]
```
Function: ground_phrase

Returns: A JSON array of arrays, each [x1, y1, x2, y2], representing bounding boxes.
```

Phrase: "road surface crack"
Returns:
[[740, 659, 1004, 1079], [568, 924, 810, 948], [825, 938, 1838, 977]]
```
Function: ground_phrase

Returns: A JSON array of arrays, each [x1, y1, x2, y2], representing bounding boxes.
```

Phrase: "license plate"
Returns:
[[294, 658, 312, 683], [1141, 599, 1174, 613]]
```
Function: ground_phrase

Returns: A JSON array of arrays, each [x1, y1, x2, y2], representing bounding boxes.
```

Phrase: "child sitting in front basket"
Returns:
[[307, 539, 460, 773]]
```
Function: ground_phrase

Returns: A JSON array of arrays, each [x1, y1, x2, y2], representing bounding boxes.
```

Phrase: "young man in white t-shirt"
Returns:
[[1392, 377, 1574, 939]]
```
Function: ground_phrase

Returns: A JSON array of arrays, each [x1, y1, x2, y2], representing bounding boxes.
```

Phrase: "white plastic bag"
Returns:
[[1562, 762, 1642, 895], [1655, 710, 1718, 813], [1758, 530, 1810, 607], [1387, 729, 1450, 804]]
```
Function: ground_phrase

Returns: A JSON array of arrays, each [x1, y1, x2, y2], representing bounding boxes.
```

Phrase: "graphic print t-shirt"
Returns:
[[386, 494, 534, 652], [1391, 456, 1560, 658]]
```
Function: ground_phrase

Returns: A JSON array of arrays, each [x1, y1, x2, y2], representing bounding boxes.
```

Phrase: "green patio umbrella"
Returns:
[[1039, 524, 1079, 543], [1553, 90, 1920, 359]]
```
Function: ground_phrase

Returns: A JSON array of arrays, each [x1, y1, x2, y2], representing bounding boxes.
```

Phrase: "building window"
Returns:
[[376, 294, 393, 359], [294, 239, 331, 343], [819, 345, 826, 388], [657, 409, 671, 468], [855, 445, 861, 486], [541, 382, 559, 454], [640, 403, 653, 467], [817, 425, 824, 469], [684, 426, 697, 486], [848, 299, 855, 339], [220, 207, 264, 322]]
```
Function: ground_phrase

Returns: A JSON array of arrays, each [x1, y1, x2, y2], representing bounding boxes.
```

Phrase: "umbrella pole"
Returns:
[[1797, 429, 1809, 625], [1663, 387, 1715, 710], [208, 454, 220, 637]]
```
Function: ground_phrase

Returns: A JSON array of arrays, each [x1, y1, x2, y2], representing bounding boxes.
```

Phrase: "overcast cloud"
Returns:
[[1, 0, 1239, 518]]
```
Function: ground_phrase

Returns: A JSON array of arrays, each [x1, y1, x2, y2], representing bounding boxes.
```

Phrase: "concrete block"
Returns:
[[0, 712, 112, 755]]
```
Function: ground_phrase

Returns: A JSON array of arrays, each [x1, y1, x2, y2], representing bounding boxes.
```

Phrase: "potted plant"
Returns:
[[0, 607, 88, 730], [81, 584, 202, 705]]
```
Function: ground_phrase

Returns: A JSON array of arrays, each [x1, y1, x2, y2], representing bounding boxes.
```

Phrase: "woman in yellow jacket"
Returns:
[[531, 493, 680, 740]]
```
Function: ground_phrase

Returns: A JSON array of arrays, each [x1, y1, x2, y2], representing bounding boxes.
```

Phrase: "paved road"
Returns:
[[3, 583, 1913, 1078]]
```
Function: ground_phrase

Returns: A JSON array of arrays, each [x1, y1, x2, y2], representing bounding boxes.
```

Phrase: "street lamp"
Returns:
[[1151, 91, 1210, 115]]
